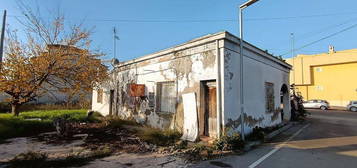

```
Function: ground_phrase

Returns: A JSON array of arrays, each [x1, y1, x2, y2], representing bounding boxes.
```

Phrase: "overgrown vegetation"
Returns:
[[246, 126, 266, 141], [136, 127, 182, 146], [213, 132, 244, 151], [0, 109, 87, 140]]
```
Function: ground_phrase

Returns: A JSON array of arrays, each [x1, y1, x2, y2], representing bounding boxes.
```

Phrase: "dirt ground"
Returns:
[[0, 120, 192, 168], [0, 135, 189, 168]]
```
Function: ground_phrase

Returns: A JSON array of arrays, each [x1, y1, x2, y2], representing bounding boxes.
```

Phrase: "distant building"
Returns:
[[286, 46, 357, 106], [92, 31, 291, 140]]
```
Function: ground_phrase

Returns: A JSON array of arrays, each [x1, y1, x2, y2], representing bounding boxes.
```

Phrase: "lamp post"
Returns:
[[239, 0, 259, 141]]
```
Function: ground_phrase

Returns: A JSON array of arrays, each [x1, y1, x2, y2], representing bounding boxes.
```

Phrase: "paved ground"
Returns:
[[191, 109, 357, 168]]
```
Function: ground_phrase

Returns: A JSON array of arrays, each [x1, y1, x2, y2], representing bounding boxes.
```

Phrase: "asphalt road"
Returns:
[[191, 109, 357, 168]]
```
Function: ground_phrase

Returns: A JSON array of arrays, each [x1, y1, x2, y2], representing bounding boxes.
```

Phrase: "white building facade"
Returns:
[[92, 31, 291, 139]]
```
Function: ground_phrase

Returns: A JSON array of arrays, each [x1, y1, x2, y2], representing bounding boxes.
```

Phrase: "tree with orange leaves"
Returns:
[[0, 4, 108, 116]]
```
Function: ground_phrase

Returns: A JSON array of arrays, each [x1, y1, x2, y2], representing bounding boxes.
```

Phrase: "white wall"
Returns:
[[222, 39, 291, 134], [91, 88, 111, 116]]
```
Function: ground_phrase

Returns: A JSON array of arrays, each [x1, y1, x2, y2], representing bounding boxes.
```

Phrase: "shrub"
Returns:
[[213, 132, 244, 151], [247, 126, 265, 141]]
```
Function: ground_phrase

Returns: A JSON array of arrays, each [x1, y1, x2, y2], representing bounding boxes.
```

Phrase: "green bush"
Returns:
[[213, 132, 244, 151]]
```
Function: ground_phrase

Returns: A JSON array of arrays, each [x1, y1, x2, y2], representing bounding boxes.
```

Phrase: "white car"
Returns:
[[347, 101, 357, 112], [303, 99, 330, 110]]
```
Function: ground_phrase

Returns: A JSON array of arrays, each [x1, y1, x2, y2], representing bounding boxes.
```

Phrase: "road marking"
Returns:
[[248, 123, 310, 168]]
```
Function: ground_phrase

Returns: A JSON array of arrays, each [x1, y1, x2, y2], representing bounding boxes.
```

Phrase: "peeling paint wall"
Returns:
[[222, 39, 291, 135], [95, 42, 218, 131]]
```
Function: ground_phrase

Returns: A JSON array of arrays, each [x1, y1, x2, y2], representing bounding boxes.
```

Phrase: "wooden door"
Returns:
[[109, 90, 114, 116], [207, 87, 217, 137]]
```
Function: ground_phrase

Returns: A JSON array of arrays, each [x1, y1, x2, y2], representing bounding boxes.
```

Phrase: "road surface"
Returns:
[[191, 109, 357, 168]]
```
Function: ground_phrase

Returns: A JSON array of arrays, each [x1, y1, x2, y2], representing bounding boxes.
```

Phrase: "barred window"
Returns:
[[156, 82, 176, 113], [265, 82, 274, 113]]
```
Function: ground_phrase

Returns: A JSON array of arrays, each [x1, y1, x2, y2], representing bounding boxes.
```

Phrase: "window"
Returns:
[[97, 89, 103, 103], [156, 82, 176, 113], [148, 92, 155, 108], [265, 82, 275, 113]]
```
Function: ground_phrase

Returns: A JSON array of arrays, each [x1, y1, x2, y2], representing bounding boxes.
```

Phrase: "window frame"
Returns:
[[265, 82, 275, 113], [156, 81, 176, 113]]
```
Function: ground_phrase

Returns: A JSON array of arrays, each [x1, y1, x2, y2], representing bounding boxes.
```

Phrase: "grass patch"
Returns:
[[0, 109, 88, 140], [136, 127, 181, 146]]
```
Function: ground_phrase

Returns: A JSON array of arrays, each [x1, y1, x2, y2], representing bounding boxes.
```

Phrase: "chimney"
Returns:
[[328, 45, 335, 54]]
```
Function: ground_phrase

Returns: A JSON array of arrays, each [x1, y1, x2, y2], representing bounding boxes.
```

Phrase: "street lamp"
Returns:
[[239, 0, 259, 141]]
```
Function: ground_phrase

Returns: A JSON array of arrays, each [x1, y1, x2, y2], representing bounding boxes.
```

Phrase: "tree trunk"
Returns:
[[11, 104, 19, 116]]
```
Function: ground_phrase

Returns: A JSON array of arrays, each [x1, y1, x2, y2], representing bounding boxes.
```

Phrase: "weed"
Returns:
[[213, 132, 244, 151], [9, 151, 48, 168], [105, 117, 138, 128], [174, 140, 188, 150], [246, 126, 265, 141], [137, 128, 181, 146]]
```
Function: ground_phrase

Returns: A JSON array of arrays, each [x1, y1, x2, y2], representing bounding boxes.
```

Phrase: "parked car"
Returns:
[[347, 101, 357, 112], [303, 99, 330, 110]]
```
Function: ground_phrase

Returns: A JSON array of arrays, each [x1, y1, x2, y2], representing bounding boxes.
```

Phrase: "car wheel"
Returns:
[[351, 107, 357, 112], [320, 106, 327, 110]]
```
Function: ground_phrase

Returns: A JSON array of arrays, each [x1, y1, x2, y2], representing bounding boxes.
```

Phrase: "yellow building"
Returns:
[[286, 46, 357, 107]]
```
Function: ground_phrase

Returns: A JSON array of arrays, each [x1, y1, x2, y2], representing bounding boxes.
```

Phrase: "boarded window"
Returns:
[[97, 89, 103, 103], [265, 82, 274, 113], [156, 82, 176, 113]]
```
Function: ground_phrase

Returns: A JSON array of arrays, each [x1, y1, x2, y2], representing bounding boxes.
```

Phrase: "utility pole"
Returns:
[[113, 27, 119, 59], [239, 0, 259, 141], [291, 33, 295, 84], [0, 10, 6, 65]]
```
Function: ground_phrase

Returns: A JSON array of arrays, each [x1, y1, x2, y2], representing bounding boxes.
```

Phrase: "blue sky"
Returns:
[[2, 0, 357, 61]]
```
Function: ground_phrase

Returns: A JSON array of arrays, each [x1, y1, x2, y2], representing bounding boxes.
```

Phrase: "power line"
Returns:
[[296, 17, 357, 41], [6, 11, 357, 23], [280, 23, 357, 56]]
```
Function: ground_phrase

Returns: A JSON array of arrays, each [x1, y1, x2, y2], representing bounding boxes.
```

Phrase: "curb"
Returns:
[[244, 122, 297, 152]]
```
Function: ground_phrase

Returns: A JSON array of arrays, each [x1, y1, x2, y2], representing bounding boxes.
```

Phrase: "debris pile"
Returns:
[[37, 122, 157, 153]]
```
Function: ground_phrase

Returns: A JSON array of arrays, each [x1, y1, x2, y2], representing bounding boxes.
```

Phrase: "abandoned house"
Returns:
[[92, 31, 292, 140]]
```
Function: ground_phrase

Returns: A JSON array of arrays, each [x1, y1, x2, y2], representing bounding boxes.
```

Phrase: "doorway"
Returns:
[[200, 80, 217, 138], [109, 90, 114, 116], [280, 84, 290, 121]]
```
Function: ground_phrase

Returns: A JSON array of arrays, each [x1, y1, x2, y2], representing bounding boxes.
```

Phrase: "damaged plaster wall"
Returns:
[[222, 39, 291, 135], [108, 42, 218, 132]]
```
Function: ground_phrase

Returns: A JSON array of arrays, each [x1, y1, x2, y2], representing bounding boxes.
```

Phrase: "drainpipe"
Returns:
[[216, 40, 223, 138]]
